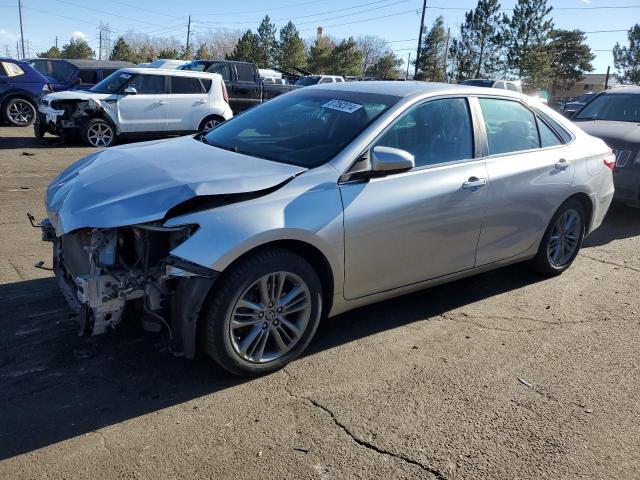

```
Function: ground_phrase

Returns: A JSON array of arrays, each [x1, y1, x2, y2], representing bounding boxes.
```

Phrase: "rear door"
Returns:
[[116, 74, 167, 133], [165, 75, 210, 132], [341, 97, 489, 299], [231, 63, 260, 112], [474, 97, 574, 265]]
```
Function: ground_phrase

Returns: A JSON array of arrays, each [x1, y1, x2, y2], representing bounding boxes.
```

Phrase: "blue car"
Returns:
[[28, 58, 135, 92], [0, 57, 51, 127]]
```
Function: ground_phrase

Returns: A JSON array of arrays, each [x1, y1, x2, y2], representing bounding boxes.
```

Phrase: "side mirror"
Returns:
[[371, 146, 415, 173], [124, 86, 137, 95]]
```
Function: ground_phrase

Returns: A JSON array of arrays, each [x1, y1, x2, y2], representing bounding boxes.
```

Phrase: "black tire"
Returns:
[[202, 248, 323, 376], [3, 97, 36, 127], [33, 116, 45, 139], [82, 117, 116, 148], [198, 115, 224, 132], [532, 198, 586, 276]]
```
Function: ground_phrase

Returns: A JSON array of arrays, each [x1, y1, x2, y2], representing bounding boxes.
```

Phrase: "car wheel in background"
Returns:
[[4, 98, 36, 127], [532, 198, 586, 276], [201, 248, 323, 376], [199, 115, 224, 132], [82, 118, 116, 148]]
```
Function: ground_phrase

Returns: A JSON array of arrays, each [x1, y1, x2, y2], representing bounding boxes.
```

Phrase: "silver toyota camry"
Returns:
[[38, 82, 615, 376]]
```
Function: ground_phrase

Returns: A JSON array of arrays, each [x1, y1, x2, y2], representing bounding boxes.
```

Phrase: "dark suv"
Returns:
[[573, 87, 640, 206], [28, 58, 134, 91], [0, 57, 51, 127]]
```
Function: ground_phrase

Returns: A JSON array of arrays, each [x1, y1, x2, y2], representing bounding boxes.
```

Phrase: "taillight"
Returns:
[[603, 151, 616, 170], [221, 81, 228, 104]]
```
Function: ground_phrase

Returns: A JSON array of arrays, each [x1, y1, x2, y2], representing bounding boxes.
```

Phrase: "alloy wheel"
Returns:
[[86, 122, 114, 147], [204, 119, 220, 130], [8, 100, 34, 126], [229, 271, 312, 363], [547, 209, 582, 267]]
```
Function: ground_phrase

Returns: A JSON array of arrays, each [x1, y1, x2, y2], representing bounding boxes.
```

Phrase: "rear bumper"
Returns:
[[612, 166, 640, 206]]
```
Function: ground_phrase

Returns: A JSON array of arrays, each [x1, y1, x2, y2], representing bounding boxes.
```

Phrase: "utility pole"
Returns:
[[98, 29, 103, 61], [55, 36, 58, 49], [406, 52, 411, 80], [186, 15, 192, 54], [442, 27, 450, 82], [17, 0, 26, 59], [604, 65, 610, 89], [415, 0, 427, 77]]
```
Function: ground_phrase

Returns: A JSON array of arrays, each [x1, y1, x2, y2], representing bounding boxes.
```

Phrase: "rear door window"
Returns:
[[207, 63, 231, 81], [78, 69, 97, 84], [235, 63, 255, 83], [170, 76, 203, 94], [478, 98, 540, 155], [127, 74, 165, 94]]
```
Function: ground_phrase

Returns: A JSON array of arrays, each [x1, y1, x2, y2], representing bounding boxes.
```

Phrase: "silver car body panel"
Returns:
[[43, 81, 615, 329]]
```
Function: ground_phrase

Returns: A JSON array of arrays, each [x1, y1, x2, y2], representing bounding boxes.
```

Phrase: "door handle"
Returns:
[[156, 100, 166, 105], [555, 158, 571, 169], [195, 99, 207, 104], [462, 177, 487, 190]]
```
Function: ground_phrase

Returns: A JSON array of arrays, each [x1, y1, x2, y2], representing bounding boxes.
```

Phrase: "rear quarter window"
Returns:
[[1, 62, 25, 77]]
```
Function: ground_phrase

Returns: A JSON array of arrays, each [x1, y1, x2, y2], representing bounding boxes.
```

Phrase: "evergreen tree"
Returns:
[[61, 38, 95, 59], [180, 44, 193, 60], [157, 48, 179, 59], [548, 29, 594, 93], [307, 37, 334, 74], [110, 37, 136, 62], [368, 51, 403, 79], [459, 0, 504, 78], [503, 0, 553, 79], [226, 30, 261, 64], [195, 43, 212, 60], [613, 24, 640, 84], [415, 16, 447, 81], [256, 16, 277, 68], [329, 37, 363, 76], [449, 37, 475, 81], [37, 46, 61, 58], [276, 21, 306, 68]]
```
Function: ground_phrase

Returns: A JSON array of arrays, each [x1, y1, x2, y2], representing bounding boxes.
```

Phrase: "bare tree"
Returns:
[[356, 35, 390, 76], [194, 30, 243, 60]]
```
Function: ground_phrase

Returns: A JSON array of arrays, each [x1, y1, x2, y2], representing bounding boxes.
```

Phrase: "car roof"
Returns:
[[119, 67, 221, 78], [28, 58, 135, 69], [311, 80, 525, 99]]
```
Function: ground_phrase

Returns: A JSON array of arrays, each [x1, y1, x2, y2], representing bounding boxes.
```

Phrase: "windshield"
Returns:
[[575, 93, 640, 122], [90, 70, 134, 94], [179, 61, 210, 71], [202, 89, 398, 167], [295, 76, 321, 86], [461, 79, 494, 88]]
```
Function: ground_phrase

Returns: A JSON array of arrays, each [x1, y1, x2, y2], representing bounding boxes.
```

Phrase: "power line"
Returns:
[[49, 0, 178, 29], [197, 0, 334, 17], [298, 7, 420, 32]]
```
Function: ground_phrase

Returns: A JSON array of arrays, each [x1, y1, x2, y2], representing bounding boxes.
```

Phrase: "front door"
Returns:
[[341, 97, 488, 299], [117, 74, 167, 133], [473, 97, 575, 265]]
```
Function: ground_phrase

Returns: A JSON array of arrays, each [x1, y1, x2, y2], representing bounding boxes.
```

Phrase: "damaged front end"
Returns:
[[38, 219, 216, 357], [36, 97, 110, 140]]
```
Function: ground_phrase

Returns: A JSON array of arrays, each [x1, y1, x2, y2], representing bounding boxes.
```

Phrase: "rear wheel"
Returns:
[[199, 115, 224, 132], [532, 198, 585, 276], [202, 248, 323, 376], [82, 118, 116, 147], [4, 98, 36, 127]]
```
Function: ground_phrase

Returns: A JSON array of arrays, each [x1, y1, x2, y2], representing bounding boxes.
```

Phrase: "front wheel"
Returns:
[[202, 248, 323, 376], [532, 198, 586, 276], [4, 98, 36, 127], [82, 118, 116, 147]]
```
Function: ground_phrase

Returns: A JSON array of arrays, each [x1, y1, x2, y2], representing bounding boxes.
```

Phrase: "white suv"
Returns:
[[35, 68, 232, 147]]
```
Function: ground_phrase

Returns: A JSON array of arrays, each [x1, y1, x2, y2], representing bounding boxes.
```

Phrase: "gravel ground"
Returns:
[[1, 125, 639, 479]]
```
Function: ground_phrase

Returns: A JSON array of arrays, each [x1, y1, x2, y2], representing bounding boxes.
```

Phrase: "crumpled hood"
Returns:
[[575, 120, 640, 146], [46, 135, 306, 235], [43, 90, 111, 102]]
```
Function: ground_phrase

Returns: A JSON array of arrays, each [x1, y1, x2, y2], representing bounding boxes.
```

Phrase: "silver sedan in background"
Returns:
[[39, 82, 615, 376]]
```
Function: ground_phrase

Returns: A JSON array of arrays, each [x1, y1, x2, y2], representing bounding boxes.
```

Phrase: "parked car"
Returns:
[[37, 82, 614, 376], [572, 87, 640, 206], [295, 75, 345, 86], [562, 92, 596, 118], [0, 57, 51, 126], [35, 68, 232, 147], [181, 60, 299, 113], [460, 78, 523, 93], [28, 58, 134, 92]]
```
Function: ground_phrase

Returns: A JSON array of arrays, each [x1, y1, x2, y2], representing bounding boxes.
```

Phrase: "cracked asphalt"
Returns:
[[1, 125, 639, 479]]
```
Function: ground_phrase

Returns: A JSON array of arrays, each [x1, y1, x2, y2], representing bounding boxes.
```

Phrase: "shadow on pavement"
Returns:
[[0, 199, 636, 460], [583, 202, 640, 248]]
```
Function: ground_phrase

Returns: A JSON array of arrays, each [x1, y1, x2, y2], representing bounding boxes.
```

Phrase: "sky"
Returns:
[[0, 0, 635, 74]]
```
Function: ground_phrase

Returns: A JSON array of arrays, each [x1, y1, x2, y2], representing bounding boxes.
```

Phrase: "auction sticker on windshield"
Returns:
[[323, 99, 363, 114]]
